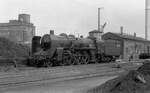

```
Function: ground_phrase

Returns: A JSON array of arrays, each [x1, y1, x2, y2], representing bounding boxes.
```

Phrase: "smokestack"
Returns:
[[98, 8, 100, 32], [50, 30, 54, 35], [145, 0, 150, 40], [120, 26, 123, 35], [98, 7, 104, 32]]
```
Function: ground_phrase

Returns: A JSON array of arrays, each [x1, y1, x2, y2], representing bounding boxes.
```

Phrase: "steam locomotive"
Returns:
[[28, 31, 121, 67]]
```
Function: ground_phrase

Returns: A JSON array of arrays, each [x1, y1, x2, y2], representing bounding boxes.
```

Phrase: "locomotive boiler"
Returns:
[[28, 31, 121, 67]]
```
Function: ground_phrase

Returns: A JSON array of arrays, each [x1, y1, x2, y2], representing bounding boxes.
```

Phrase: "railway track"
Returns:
[[0, 68, 123, 90], [0, 61, 143, 90]]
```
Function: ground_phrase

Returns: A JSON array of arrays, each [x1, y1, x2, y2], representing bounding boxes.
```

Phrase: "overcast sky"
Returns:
[[0, 0, 145, 38]]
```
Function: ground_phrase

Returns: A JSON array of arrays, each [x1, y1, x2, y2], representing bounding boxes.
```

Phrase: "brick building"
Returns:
[[0, 14, 35, 45], [102, 32, 150, 60]]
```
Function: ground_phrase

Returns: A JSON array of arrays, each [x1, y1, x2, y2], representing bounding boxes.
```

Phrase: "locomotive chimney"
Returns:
[[120, 26, 123, 35], [50, 30, 54, 35], [80, 35, 83, 38]]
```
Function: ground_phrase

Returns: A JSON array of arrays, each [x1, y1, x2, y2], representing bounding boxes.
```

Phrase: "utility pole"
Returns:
[[98, 7, 104, 32]]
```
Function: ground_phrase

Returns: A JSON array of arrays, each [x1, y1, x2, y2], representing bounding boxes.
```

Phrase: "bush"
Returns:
[[0, 37, 30, 58]]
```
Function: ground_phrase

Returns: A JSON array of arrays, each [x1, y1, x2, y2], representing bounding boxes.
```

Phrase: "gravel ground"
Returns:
[[0, 60, 142, 91], [0, 62, 141, 88], [86, 61, 150, 93], [0, 76, 117, 93]]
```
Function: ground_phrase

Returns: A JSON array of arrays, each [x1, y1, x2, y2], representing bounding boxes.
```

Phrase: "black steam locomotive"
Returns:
[[28, 31, 121, 67]]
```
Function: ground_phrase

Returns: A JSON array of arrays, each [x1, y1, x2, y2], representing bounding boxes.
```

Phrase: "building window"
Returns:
[[116, 43, 121, 48], [115, 40, 121, 48]]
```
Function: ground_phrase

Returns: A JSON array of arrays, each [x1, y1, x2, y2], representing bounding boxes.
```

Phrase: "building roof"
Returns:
[[89, 30, 102, 33], [103, 32, 150, 43], [0, 20, 34, 27]]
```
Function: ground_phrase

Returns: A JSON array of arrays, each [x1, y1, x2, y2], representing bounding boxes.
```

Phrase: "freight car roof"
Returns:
[[103, 32, 150, 43]]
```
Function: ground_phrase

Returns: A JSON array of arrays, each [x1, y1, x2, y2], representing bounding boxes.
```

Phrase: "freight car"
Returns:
[[27, 31, 121, 67]]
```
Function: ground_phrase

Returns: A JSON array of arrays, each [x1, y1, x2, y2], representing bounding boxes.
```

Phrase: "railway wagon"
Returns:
[[28, 32, 121, 67], [102, 39, 121, 61]]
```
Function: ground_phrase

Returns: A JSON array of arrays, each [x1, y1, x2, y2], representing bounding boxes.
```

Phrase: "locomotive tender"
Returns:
[[28, 31, 121, 67]]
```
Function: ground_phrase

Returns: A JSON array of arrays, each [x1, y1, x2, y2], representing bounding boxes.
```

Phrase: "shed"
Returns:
[[89, 30, 103, 40], [102, 32, 150, 61]]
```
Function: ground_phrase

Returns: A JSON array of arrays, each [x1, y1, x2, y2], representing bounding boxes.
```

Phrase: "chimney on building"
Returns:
[[134, 32, 136, 37], [50, 30, 54, 35], [120, 26, 123, 35]]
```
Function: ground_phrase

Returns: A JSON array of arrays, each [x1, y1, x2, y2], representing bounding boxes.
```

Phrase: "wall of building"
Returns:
[[0, 24, 35, 44], [0, 14, 35, 45], [123, 40, 147, 60]]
